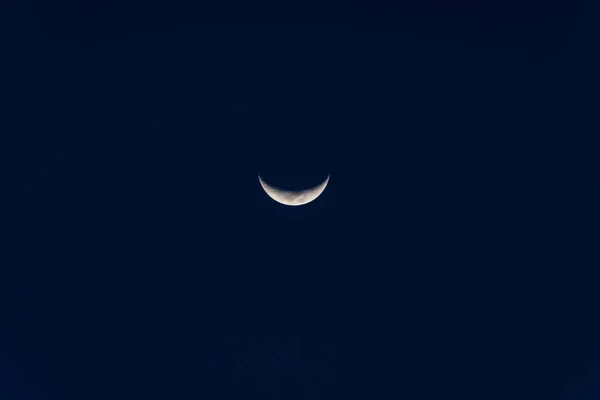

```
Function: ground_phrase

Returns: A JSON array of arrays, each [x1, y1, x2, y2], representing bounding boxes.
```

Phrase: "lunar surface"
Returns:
[[258, 173, 330, 206]]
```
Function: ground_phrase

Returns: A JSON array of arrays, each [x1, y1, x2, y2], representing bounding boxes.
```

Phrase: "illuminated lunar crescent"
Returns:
[[258, 173, 330, 206]]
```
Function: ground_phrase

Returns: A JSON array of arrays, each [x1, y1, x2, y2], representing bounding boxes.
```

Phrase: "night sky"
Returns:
[[2, 1, 599, 399]]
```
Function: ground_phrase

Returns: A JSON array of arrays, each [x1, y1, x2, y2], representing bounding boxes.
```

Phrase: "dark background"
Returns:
[[2, 1, 599, 399]]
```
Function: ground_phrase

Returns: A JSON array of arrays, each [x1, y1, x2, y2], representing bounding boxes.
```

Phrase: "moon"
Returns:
[[258, 173, 330, 206]]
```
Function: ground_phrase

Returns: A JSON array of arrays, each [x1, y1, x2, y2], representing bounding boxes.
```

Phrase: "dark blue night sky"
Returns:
[[2, 1, 599, 399]]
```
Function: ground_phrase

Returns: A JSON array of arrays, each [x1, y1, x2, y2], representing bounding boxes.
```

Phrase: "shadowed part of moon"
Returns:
[[258, 174, 330, 206]]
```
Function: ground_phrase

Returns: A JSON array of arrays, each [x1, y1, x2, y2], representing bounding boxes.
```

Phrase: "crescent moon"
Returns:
[[258, 173, 330, 206]]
